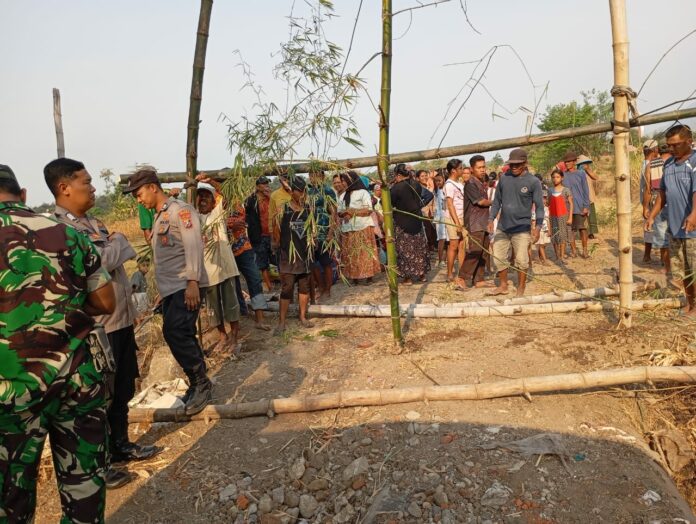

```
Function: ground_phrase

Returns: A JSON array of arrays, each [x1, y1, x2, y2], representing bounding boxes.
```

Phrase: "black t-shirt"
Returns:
[[391, 179, 425, 235], [279, 202, 310, 274], [464, 177, 489, 233]]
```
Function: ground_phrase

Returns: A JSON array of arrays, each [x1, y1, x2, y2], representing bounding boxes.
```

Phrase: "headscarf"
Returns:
[[340, 171, 366, 208]]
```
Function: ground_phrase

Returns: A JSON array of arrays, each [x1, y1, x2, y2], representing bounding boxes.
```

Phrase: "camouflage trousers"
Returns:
[[669, 236, 696, 287], [0, 347, 107, 524]]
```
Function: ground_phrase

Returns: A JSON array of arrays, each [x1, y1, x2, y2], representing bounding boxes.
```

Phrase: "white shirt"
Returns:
[[200, 197, 240, 286], [337, 189, 374, 232]]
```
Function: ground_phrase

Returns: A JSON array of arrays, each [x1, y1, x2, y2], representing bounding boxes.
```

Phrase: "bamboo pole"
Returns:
[[260, 298, 680, 318], [128, 365, 696, 423], [378, 0, 403, 347], [185, 0, 213, 204], [118, 107, 696, 184], [609, 0, 633, 327], [260, 282, 656, 314], [52, 88, 65, 158]]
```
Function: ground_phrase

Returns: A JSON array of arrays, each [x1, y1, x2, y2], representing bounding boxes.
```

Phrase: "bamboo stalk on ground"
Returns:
[[128, 365, 696, 423], [185, 0, 213, 204], [260, 298, 680, 318], [260, 282, 657, 313], [609, 0, 634, 327], [52, 88, 65, 158], [377, 0, 403, 346], [118, 107, 696, 184]]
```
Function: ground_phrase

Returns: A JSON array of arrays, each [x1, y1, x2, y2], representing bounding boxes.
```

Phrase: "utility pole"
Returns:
[[52, 88, 65, 158]]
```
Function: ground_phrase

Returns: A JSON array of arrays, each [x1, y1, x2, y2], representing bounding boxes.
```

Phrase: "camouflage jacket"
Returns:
[[0, 201, 111, 412]]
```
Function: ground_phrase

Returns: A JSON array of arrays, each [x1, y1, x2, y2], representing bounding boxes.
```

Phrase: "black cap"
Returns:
[[123, 169, 159, 194], [0, 164, 17, 183], [507, 148, 528, 164], [256, 176, 270, 186], [290, 177, 306, 192]]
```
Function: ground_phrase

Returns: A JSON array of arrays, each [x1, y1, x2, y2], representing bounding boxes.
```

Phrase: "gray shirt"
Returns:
[[489, 171, 544, 234], [151, 198, 209, 298], [660, 151, 696, 238], [53, 205, 137, 334]]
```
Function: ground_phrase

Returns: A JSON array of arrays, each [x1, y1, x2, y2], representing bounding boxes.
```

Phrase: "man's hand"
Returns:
[[566, 217, 573, 226], [169, 187, 182, 198], [642, 206, 650, 220], [531, 226, 540, 244], [195, 172, 212, 184], [684, 212, 696, 233], [582, 207, 589, 216], [487, 221, 494, 234], [184, 281, 200, 311], [645, 218, 654, 232]]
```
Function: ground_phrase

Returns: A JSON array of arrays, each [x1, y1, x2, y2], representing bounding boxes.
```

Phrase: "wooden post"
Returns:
[[609, 0, 633, 327], [186, 0, 213, 204], [377, 0, 403, 347], [52, 88, 65, 158]]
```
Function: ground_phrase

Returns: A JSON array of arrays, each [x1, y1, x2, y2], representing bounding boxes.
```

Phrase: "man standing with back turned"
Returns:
[[124, 168, 212, 415], [0, 164, 115, 522], [46, 158, 162, 477], [487, 149, 543, 297]]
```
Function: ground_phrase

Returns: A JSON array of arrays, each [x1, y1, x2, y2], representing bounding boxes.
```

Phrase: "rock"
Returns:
[[441, 509, 456, 524], [392, 471, 405, 482], [236, 494, 250, 510], [258, 495, 273, 514], [641, 490, 661, 505], [238, 476, 253, 489], [299, 494, 319, 518], [290, 457, 306, 480], [285, 491, 300, 508], [351, 477, 366, 490], [407, 501, 422, 518], [248, 503, 258, 514], [307, 478, 329, 491], [308, 452, 326, 469], [481, 481, 512, 507], [334, 503, 355, 523], [284, 507, 300, 523], [407, 436, 420, 447], [360, 437, 373, 446], [219, 483, 238, 502], [272, 486, 285, 505], [342, 457, 369, 485], [406, 411, 421, 421], [260, 513, 286, 524], [434, 486, 448, 507]]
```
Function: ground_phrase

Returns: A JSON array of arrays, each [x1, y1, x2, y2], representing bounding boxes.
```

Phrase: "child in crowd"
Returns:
[[130, 257, 150, 316], [433, 173, 448, 268], [548, 169, 573, 261], [534, 191, 551, 265]]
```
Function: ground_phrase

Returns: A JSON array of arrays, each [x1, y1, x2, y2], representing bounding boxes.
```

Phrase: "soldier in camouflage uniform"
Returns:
[[0, 164, 115, 523]]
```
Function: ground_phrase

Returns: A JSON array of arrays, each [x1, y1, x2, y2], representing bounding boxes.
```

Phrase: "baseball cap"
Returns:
[[290, 177, 306, 192], [123, 169, 159, 194], [507, 148, 528, 164], [643, 139, 658, 149], [0, 164, 17, 183], [563, 151, 578, 162], [255, 176, 270, 186]]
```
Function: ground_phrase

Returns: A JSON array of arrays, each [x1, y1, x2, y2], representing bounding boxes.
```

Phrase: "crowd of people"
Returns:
[[1, 123, 694, 521]]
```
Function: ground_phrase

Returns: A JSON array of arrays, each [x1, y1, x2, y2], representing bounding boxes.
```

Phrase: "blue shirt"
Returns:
[[563, 170, 590, 213], [660, 151, 696, 238], [489, 171, 544, 234]]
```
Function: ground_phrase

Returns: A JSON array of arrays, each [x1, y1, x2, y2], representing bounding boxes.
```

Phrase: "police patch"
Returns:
[[179, 209, 193, 229], [521, 187, 529, 193]]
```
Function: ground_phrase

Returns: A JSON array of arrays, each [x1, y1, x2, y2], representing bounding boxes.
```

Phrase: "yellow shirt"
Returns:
[[268, 187, 292, 233]]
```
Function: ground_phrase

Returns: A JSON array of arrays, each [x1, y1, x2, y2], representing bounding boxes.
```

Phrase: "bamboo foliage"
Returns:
[[129, 365, 696, 423], [186, 0, 214, 205]]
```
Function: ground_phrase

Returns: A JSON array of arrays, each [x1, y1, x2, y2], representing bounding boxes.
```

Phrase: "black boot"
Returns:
[[105, 467, 131, 489], [111, 438, 164, 463], [184, 365, 212, 415]]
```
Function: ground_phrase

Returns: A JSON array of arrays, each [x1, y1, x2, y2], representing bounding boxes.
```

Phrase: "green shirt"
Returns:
[[139, 203, 155, 230], [0, 202, 111, 412]]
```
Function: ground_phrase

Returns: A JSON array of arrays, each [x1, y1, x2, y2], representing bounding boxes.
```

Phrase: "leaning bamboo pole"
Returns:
[[118, 107, 696, 184], [52, 88, 65, 158], [378, 0, 403, 346], [128, 365, 696, 423], [261, 282, 656, 314], [609, 0, 634, 327], [185, 0, 213, 204], [261, 298, 680, 318]]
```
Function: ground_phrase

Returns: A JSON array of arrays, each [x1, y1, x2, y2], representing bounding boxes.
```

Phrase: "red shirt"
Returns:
[[258, 197, 270, 236]]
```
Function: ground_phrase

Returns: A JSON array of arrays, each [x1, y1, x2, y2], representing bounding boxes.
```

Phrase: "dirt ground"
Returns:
[[34, 222, 696, 523]]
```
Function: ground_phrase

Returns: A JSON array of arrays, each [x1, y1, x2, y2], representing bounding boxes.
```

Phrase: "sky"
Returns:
[[2, 0, 695, 206]]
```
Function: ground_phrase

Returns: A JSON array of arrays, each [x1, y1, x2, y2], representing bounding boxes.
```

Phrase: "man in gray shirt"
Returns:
[[487, 148, 543, 297], [124, 169, 212, 415]]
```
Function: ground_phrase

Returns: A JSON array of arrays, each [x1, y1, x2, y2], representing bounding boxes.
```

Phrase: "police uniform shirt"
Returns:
[[53, 205, 137, 334], [151, 198, 209, 298]]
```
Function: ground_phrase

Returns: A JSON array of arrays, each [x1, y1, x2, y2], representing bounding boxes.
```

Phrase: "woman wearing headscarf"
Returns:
[[337, 171, 380, 285], [390, 165, 432, 284]]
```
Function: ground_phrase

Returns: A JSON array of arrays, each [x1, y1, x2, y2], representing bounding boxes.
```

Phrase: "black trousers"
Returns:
[[162, 289, 206, 375], [106, 325, 139, 443]]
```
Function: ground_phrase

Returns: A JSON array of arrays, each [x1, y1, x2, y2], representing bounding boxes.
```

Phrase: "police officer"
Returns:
[[0, 164, 115, 522], [123, 168, 212, 414], [45, 158, 162, 483]]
